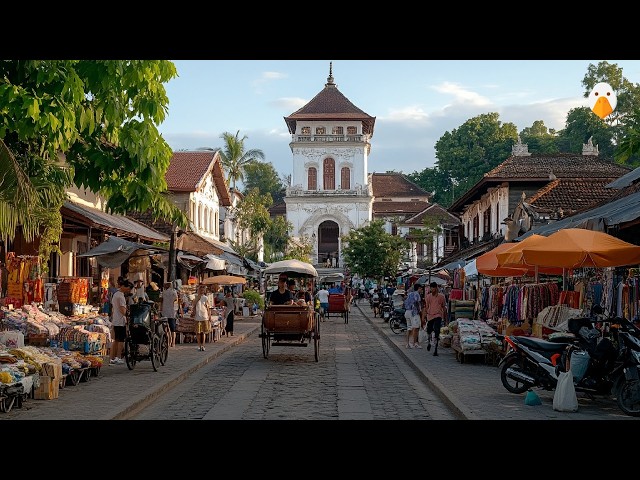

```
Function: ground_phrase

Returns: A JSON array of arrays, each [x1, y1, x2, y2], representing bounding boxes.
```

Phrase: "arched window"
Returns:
[[308, 167, 317, 190], [323, 158, 335, 190], [341, 167, 350, 189]]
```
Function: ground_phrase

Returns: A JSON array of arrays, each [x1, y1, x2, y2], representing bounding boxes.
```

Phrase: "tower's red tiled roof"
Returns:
[[284, 66, 376, 136]]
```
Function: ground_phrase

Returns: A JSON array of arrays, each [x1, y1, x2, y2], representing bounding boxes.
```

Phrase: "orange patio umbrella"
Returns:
[[508, 228, 640, 269], [496, 233, 562, 275], [476, 243, 529, 277]]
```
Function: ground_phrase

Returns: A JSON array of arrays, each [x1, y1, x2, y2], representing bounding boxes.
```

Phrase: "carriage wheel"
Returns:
[[159, 333, 169, 366], [125, 338, 136, 370], [261, 322, 270, 359], [150, 333, 159, 372], [313, 315, 320, 362]]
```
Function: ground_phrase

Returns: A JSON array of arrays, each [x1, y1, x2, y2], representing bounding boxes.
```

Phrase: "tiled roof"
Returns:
[[372, 201, 429, 216], [284, 69, 376, 136], [268, 200, 287, 218], [405, 203, 461, 226], [450, 153, 632, 214], [165, 149, 232, 206], [527, 178, 619, 216], [371, 173, 430, 199], [485, 153, 631, 179]]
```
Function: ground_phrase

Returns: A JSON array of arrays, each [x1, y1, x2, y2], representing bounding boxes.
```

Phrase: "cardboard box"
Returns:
[[33, 376, 59, 400], [41, 362, 63, 380]]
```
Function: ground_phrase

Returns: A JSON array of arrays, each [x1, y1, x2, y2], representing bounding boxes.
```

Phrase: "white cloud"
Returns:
[[252, 71, 288, 93], [270, 97, 307, 111]]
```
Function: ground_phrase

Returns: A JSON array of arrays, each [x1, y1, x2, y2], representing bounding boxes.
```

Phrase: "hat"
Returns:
[[149, 281, 160, 291]]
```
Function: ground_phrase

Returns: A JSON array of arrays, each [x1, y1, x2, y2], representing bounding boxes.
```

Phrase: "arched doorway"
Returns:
[[318, 220, 339, 267]]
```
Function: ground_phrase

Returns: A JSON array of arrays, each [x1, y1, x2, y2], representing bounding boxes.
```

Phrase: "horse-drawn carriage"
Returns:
[[260, 260, 320, 362]]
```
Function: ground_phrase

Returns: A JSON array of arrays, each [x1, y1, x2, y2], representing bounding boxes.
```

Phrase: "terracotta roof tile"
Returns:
[[284, 73, 376, 136], [371, 173, 431, 199], [405, 203, 461, 226], [485, 153, 630, 179], [165, 149, 231, 206], [372, 200, 429, 216], [527, 178, 618, 216]]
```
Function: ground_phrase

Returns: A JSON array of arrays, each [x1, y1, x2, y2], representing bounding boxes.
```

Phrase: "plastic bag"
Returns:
[[419, 326, 428, 343], [553, 370, 578, 412]]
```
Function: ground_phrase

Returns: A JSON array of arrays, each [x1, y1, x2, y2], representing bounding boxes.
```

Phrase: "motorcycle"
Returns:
[[389, 305, 407, 334], [381, 299, 392, 322], [498, 310, 640, 417]]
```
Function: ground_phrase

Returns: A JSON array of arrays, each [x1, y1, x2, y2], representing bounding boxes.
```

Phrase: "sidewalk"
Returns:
[[358, 301, 637, 420], [3, 317, 262, 420]]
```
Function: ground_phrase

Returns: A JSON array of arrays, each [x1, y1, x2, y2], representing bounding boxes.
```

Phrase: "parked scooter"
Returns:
[[380, 298, 392, 322], [497, 309, 640, 417], [389, 305, 407, 334]]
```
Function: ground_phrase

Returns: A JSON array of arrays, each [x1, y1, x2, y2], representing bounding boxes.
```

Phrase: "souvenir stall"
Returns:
[[3, 253, 44, 309]]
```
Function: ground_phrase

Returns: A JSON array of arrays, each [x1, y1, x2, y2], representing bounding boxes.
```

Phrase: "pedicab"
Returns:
[[123, 301, 169, 371], [260, 259, 320, 361], [319, 273, 349, 324]]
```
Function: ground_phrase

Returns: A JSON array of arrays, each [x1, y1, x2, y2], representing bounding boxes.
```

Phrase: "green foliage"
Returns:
[[406, 167, 452, 207], [264, 215, 292, 261], [0, 60, 188, 234], [283, 236, 313, 263], [242, 288, 264, 311], [555, 107, 615, 158], [434, 112, 517, 199], [341, 220, 408, 283], [219, 130, 265, 190], [232, 188, 272, 236], [519, 120, 560, 154], [243, 161, 286, 203]]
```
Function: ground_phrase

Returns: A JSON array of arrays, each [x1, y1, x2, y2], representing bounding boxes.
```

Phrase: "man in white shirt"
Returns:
[[160, 281, 179, 347], [317, 285, 330, 321], [110, 280, 133, 365]]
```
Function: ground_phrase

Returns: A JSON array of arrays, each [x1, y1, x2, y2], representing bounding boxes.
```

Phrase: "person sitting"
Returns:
[[269, 275, 294, 306], [328, 283, 342, 294]]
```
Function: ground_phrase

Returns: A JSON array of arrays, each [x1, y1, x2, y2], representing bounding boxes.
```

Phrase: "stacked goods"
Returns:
[[452, 300, 476, 320], [57, 278, 89, 308]]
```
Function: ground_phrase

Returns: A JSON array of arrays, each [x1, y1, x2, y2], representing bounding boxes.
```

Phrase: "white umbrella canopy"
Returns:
[[263, 259, 318, 278]]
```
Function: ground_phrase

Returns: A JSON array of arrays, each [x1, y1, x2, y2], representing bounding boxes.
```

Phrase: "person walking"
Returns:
[[160, 281, 179, 348], [404, 283, 423, 349], [221, 290, 235, 336], [191, 284, 212, 351], [316, 284, 330, 320], [110, 279, 133, 365], [424, 281, 447, 356]]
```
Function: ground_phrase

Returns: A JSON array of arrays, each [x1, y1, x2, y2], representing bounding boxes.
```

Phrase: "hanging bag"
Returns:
[[553, 350, 579, 412]]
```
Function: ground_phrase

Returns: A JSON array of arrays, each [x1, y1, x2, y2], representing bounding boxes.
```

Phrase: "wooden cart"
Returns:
[[260, 305, 319, 361], [327, 293, 349, 324], [260, 259, 320, 361]]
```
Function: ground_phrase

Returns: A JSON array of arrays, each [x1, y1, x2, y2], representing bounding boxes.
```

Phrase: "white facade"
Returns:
[[285, 131, 374, 268]]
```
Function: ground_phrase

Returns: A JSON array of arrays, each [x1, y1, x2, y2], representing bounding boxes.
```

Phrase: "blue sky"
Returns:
[[157, 60, 640, 182]]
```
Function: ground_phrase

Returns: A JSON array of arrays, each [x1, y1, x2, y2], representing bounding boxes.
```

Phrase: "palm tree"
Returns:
[[219, 130, 265, 190]]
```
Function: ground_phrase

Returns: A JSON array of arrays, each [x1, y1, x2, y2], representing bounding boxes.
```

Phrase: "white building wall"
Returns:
[[191, 174, 221, 242]]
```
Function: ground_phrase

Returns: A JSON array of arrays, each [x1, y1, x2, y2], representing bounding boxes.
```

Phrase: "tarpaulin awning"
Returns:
[[77, 236, 167, 269], [62, 200, 169, 243], [204, 253, 226, 271]]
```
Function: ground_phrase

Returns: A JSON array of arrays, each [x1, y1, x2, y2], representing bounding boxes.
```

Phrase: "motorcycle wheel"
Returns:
[[389, 317, 402, 334], [500, 355, 533, 394], [616, 379, 640, 417]]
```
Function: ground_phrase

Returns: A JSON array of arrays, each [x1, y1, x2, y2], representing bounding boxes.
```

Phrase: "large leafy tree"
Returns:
[[0, 60, 189, 250], [434, 112, 518, 200], [556, 107, 614, 158], [406, 167, 452, 207], [341, 220, 408, 283], [243, 161, 286, 203], [519, 120, 559, 154], [219, 130, 265, 190], [263, 215, 292, 262]]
